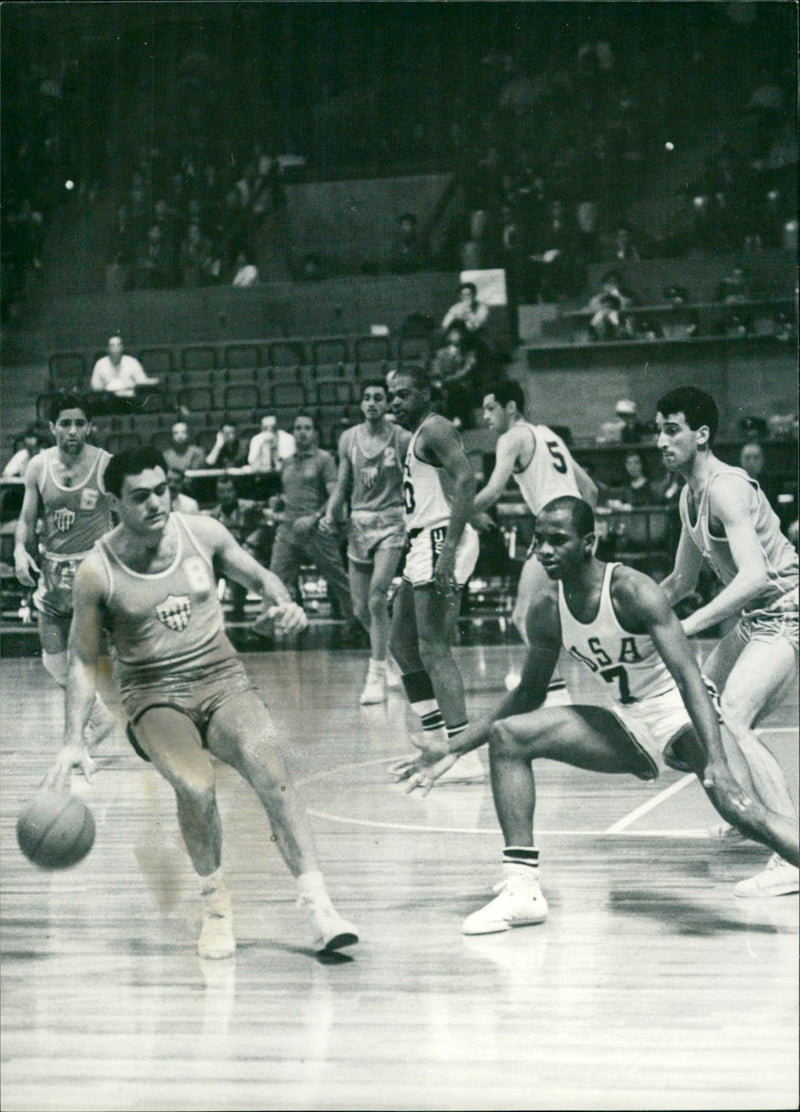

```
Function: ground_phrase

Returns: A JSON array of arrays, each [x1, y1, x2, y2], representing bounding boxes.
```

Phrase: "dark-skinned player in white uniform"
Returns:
[[47, 448, 359, 960], [395, 497, 798, 934]]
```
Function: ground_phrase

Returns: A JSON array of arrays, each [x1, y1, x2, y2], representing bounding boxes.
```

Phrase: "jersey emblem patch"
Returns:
[[80, 488, 100, 511], [155, 594, 192, 631], [361, 464, 379, 491], [53, 507, 76, 532]]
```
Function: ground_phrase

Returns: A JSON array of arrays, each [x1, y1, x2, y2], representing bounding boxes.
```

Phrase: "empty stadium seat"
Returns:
[[181, 345, 217, 372], [224, 342, 262, 370], [48, 353, 87, 390], [269, 339, 307, 369], [137, 348, 175, 377], [222, 382, 261, 415]]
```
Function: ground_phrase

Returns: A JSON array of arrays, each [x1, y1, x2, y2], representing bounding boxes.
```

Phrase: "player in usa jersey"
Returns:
[[13, 393, 116, 747], [395, 497, 797, 934], [47, 448, 358, 959]]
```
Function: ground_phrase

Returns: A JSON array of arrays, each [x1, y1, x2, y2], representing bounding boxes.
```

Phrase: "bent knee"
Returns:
[[489, 719, 524, 758]]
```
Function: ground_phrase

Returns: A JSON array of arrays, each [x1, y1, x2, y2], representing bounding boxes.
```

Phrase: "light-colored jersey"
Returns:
[[680, 465, 798, 610], [37, 445, 112, 556], [95, 513, 234, 691], [403, 415, 453, 532], [512, 422, 580, 516], [557, 562, 675, 704], [343, 423, 406, 513]]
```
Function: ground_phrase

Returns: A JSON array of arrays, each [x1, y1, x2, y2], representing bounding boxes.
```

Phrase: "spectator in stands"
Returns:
[[247, 415, 296, 472], [179, 221, 218, 287], [90, 336, 159, 397], [3, 427, 41, 478], [739, 442, 766, 485], [165, 466, 200, 514], [231, 251, 259, 287], [430, 322, 490, 430], [603, 223, 642, 264], [268, 413, 360, 639], [388, 212, 427, 274], [737, 441, 792, 519], [204, 475, 261, 620], [606, 450, 660, 508], [616, 398, 649, 444], [441, 282, 490, 337], [205, 421, 245, 469], [716, 262, 755, 303], [135, 224, 172, 290], [526, 199, 582, 301], [583, 270, 635, 341], [162, 420, 206, 473]]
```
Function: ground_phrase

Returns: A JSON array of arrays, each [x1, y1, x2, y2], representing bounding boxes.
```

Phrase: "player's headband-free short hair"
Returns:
[[539, 495, 595, 536], [48, 393, 90, 424], [360, 379, 388, 399], [104, 447, 166, 497], [656, 386, 719, 443], [487, 379, 525, 412]]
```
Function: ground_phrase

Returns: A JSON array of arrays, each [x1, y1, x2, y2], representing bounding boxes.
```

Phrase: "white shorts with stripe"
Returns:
[[403, 522, 479, 589]]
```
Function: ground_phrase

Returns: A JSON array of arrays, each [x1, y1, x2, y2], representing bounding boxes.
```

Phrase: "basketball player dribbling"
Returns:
[[47, 448, 359, 959], [656, 386, 799, 898], [394, 497, 798, 934], [14, 393, 117, 748], [320, 380, 411, 704]]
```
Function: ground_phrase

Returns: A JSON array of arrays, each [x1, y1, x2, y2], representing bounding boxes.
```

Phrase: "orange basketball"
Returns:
[[16, 786, 96, 870]]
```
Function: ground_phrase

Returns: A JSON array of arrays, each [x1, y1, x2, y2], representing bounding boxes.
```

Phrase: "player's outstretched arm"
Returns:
[[13, 456, 43, 586], [473, 429, 520, 513], [659, 524, 704, 607], [196, 514, 307, 634], [319, 432, 353, 532], [48, 558, 108, 785]]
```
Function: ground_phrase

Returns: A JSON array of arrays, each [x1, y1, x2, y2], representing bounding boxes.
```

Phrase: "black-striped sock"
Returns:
[[447, 722, 469, 740], [402, 670, 445, 733], [503, 846, 539, 871]]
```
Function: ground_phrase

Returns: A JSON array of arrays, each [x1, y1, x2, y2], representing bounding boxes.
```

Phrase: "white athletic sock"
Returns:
[[502, 846, 540, 884], [200, 867, 227, 897], [367, 659, 386, 677], [297, 869, 331, 906]]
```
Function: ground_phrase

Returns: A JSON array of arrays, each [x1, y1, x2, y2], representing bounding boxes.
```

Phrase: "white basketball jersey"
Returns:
[[513, 422, 580, 517], [557, 563, 675, 705], [403, 416, 452, 532]]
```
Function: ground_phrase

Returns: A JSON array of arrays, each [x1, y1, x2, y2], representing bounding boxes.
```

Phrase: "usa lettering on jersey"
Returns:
[[567, 635, 643, 671]]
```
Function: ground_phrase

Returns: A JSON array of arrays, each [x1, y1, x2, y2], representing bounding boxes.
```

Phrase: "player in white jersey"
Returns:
[[14, 393, 116, 747], [474, 379, 598, 640], [394, 497, 798, 934], [46, 447, 359, 959], [320, 380, 411, 704], [656, 386, 799, 899], [386, 366, 484, 780]]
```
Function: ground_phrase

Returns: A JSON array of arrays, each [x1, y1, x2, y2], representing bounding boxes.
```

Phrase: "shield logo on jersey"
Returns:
[[53, 507, 76, 532], [155, 594, 192, 632], [80, 487, 99, 511], [361, 464, 378, 491]]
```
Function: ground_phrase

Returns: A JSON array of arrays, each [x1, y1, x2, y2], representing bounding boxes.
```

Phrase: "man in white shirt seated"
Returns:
[[247, 415, 296, 472], [3, 427, 41, 478], [441, 282, 490, 336], [90, 335, 159, 397]]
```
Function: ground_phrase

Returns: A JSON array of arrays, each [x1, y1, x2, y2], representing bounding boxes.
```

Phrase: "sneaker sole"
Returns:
[[735, 883, 800, 900], [463, 914, 547, 936], [318, 930, 359, 952]]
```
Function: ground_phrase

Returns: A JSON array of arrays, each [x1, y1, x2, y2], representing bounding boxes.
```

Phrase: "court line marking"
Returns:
[[299, 757, 714, 839], [605, 774, 695, 833]]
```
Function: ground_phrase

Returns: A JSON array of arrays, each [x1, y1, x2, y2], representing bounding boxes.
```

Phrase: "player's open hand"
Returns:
[[14, 549, 39, 587], [390, 751, 459, 795], [43, 744, 96, 790], [266, 602, 308, 634]]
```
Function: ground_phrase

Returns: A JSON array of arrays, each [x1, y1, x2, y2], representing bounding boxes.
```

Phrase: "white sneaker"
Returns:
[[197, 889, 236, 959], [385, 658, 403, 690], [463, 876, 549, 935], [298, 897, 359, 952], [437, 748, 485, 783], [708, 820, 747, 842], [359, 674, 386, 705], [734, 855, 800, 899]]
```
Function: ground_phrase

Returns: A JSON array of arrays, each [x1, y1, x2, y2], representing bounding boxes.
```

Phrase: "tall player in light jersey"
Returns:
[[47, 447, 358, 959], [395, 497, 798, 934], [474, 379, 597, 639], [386, 366, 484, 780], [14, 393, 116, 746], [320, 380, 411, 704], [656, 386, 799, 899]]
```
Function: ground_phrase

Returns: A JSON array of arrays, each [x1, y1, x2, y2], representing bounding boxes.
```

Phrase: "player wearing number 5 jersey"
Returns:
[[474, 380, 597, 641], [394, 497, 798, 934]]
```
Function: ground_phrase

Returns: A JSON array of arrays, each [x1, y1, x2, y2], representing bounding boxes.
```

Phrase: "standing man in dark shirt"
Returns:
[[269, 413, 358, 636], [205, 475, 261, 620]]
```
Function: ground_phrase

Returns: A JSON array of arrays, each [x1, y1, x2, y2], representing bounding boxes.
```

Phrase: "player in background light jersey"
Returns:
[[656, 386, 799, 899], [320, 380, 411, 704], [47, 447, 358, 959], [394, 497, 798, 934], [13, 393, 116, 748], [386, 366, 484, 780], [474, 379, 598, 640]]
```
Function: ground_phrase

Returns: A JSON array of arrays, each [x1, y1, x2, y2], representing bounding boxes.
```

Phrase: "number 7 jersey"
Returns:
[[512, 422, 580, 516], [557, 562, 676, 705]]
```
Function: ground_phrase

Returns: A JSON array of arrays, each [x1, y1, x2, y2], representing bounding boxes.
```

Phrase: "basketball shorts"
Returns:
[[610, 686, 694, 776], [403, 522, 479, 589], [347, 508, 406, 566], [120, 655, 258, 762], [738, 586, 799, 651], [32, 551, 90, 619]]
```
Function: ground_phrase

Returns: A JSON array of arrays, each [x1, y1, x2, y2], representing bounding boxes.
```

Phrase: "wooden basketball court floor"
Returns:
[[1, 641, 798, 1112]]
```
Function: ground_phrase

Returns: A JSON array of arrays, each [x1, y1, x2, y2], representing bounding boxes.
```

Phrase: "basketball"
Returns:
[[16, 786, 96, 870]]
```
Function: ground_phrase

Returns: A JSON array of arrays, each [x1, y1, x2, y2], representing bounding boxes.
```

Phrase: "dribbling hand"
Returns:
[[43, 745, 96, 789]]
